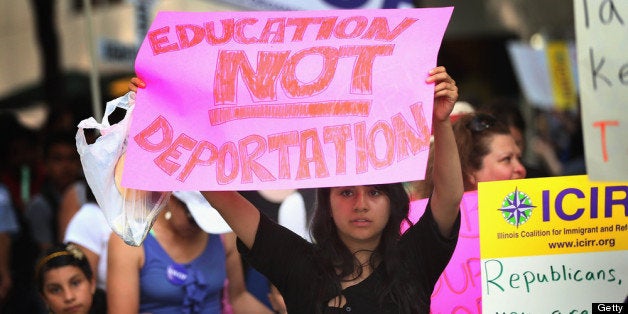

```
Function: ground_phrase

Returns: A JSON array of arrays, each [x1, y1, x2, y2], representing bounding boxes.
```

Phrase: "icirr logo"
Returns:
[[499, 187, 536, 227]]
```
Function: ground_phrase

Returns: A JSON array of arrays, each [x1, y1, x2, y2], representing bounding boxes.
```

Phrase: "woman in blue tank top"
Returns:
[[107, 191, 272, 314]]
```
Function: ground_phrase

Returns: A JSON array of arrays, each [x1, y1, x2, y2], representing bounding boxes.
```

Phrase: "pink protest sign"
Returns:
[[403, 191, 482, 313], [124, 8, 453, 191]]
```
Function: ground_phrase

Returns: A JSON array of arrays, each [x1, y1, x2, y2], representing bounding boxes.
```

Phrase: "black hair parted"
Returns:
[[35, 243, 93, 293], [309, 183, 420, 313]]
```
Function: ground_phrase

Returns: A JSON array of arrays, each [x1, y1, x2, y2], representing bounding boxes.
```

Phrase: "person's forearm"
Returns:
[[57, 186, 81, 242], [430, 118, 463, 236], [201, 191, 260, 248]]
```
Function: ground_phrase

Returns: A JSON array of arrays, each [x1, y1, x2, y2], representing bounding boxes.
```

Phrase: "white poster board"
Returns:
[[574, 0, 628, 181]]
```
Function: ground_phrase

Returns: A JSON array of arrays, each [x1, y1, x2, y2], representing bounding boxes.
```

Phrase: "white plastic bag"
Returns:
[[76, 92, 171, 246]]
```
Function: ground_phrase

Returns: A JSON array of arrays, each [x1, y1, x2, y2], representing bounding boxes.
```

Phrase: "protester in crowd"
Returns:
[[35, 243, 106, 314], [57, 126, 100, 242], [0, 112, 44, 213], [0, 118, 44, 312], [57, 179, 88, 243], [0, 183, 19, 305], [416, 104, 529, 199], [452, 112, 527, 191], [107, 191, 271, 314], [129, 65, 462, 313], [476, 99, 526, 152], [531, 108, 585, 176], [476, 97, 550, 178], [63, 183, 109, 292], [25, 131, 83, 253]]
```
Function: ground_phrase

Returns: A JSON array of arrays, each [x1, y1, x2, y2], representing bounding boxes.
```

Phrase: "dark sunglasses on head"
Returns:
[[466, 113, 497, 132]]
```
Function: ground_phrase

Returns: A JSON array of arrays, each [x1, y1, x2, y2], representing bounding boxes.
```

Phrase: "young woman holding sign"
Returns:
[[129, 66, 462, 313]]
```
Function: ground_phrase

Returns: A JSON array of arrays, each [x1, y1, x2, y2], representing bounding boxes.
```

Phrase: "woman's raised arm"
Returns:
[[107, 233, 142, 313], [426, 66, 463, 237], [201, 191, 260, 248]]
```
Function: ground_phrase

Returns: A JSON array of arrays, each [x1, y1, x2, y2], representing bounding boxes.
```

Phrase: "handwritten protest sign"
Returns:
[[404, 191, 482, 313], [574, 0, 628, 181], [507, 41, 579, 111], [123, 8, 453, 191], [478, 175, 628, 312], [506, 41, 555, 110]]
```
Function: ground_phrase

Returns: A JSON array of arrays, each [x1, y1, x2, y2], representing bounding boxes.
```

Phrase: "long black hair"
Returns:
[[310, 183, 419, 313]]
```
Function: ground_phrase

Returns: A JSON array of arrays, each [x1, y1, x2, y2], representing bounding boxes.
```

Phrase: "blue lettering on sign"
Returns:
[[541, 185, 628, 221], [321, 0, 368, 8], [382, 0, 415, 9], [321, 0, 415, 9]]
